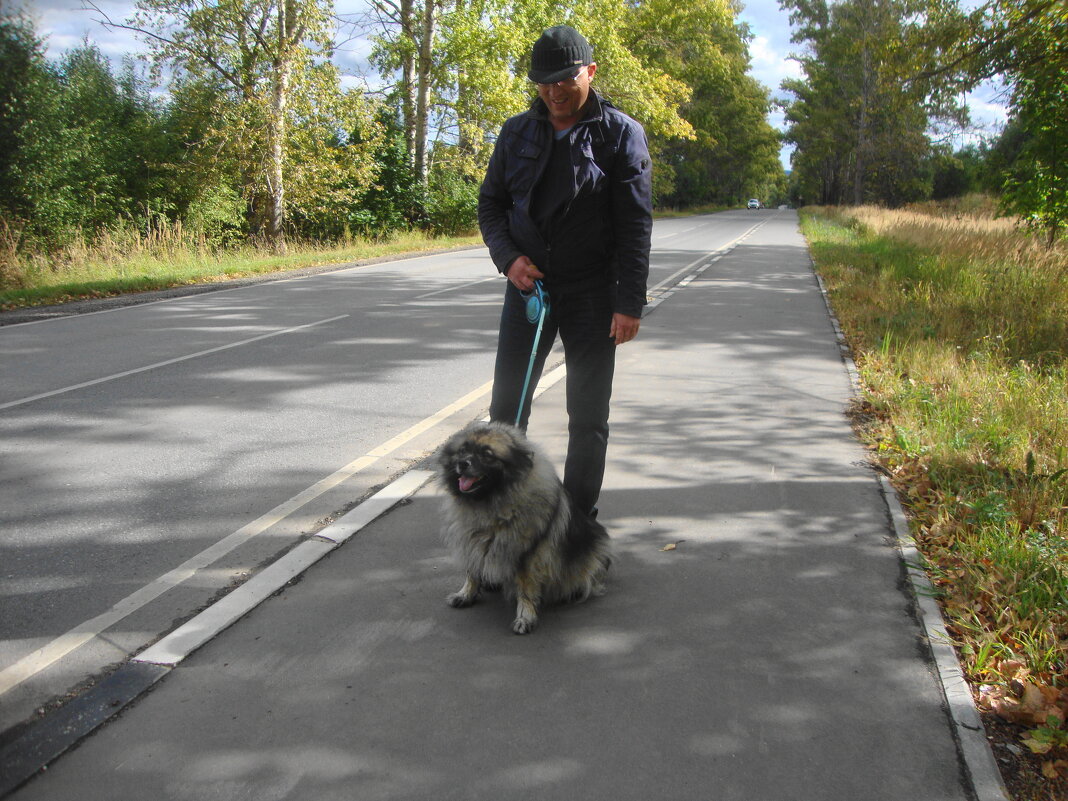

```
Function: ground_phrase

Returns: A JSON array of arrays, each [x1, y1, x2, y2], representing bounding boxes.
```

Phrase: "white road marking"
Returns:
[[648, 218, 769, 295], [134, 470, 435, 667], [652, 223, 702, 241], [0, 315, 350, 411], [415, 276, 498, 299]]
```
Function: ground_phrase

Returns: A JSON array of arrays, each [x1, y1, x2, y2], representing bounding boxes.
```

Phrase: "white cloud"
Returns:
[[17, 0, 141, 61], [748, 35, 802, 82]]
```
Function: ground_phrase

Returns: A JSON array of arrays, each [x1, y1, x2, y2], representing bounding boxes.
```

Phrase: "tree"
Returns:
[[629, 0, 784, 206], [0, 14, 164, 245], [363, 0, 695, 186], [0, 13, 55, 229], [928, 144, 982, 199], [980, 0, 1065, 244], [780, 0, 965, 206], [914, 0, 1065, 241], [96, 0, 379, 250], [364, 0, 442, 182]]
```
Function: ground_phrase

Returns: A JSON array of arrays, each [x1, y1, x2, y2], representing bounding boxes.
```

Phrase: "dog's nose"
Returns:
[[457, 458, 472, 472]]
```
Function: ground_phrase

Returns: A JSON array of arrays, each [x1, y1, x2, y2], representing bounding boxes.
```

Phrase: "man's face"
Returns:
[[536, 63, 597, 131]]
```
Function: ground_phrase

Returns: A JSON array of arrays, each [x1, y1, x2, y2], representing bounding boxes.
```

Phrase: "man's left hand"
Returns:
[[609, 313, 641, 345]]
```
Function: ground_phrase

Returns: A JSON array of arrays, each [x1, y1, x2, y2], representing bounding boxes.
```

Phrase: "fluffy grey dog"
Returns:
[[436, 421, 611, 634]]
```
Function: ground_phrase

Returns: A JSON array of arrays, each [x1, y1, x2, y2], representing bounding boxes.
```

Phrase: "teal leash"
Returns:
[[515, 280, 550, 427]]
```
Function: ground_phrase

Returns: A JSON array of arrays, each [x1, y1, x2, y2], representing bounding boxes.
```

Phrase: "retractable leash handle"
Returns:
[[515, 280, 550, 427], [523, 279, 548, 323]]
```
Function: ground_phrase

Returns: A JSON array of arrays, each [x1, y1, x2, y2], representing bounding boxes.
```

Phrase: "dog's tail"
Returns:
[[567, 551, 611, 603]]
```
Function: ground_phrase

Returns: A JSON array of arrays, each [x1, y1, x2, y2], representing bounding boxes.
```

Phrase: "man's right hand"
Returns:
[[506, 256, 545, 292]]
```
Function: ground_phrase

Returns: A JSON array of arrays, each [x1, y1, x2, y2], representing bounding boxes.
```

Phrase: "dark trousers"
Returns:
[[489, 282, 616, 515]]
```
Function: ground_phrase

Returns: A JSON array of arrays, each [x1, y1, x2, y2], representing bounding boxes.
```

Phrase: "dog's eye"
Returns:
[[480, 446, 496, 461]]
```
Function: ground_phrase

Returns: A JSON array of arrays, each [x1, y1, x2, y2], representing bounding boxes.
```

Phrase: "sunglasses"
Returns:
[[535, 65, 589, 87]]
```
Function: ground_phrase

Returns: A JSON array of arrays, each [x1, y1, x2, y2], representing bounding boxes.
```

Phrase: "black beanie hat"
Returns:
[[528, 25, 593, 84]]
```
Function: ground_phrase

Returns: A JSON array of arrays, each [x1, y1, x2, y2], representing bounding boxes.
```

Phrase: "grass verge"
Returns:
[[800, 200, 1068, 798], [0, 228, 483, 311], [0, 205, 713, 311]]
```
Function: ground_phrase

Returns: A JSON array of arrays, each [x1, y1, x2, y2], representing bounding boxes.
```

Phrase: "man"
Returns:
[[478, 24, 653, 517]]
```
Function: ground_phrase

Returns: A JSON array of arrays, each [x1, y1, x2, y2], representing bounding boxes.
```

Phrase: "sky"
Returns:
[[20, 0, 1009, 171]]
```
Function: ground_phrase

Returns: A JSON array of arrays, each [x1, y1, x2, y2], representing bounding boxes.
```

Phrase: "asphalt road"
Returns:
[[0, 210, 769, 730], [2, 208, 996, 801]]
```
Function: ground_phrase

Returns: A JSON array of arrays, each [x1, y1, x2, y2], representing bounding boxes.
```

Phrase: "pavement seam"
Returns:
[[808, 250, 1010, 801]]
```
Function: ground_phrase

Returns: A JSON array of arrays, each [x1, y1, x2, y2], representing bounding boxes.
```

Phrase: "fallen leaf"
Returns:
[[660, 542, 681, 552], [1041, 761, 1066, 779], [999, 659, 1027, 680], [979, 681, 1067, 727], [1024, 736, 1053, 755]]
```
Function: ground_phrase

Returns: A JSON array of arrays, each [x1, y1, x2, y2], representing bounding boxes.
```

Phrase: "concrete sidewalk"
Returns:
[[9, 215, 988, 800]]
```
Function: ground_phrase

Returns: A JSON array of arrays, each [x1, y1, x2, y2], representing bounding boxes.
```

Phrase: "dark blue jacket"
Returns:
[[477, 90, 653, 318]]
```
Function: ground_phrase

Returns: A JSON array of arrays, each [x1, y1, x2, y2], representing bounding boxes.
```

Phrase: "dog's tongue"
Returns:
[[458, 476, 478, 493]]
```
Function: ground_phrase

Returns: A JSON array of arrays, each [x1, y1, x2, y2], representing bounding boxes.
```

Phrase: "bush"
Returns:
[[184, 184, 247, 248], [424, 170, 479, 237]]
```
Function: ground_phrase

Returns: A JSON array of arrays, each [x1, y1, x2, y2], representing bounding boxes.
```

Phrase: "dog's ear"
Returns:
[[437, 432, 461, 468], [509, 437, 536, 472]]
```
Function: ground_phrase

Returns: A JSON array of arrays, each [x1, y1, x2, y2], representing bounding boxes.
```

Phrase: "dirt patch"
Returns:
[[983, 713, 1068, 801]]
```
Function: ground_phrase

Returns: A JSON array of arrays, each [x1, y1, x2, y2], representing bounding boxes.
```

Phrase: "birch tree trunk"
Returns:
[[400, 0, 417, 168], [853, 37, 872, 206], [265, 0, 307, 252], [413, 0, 436, 183]]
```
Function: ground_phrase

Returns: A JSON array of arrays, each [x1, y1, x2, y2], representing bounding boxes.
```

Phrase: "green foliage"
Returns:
[[0, 14, 49, 223], [1023, 716, 1068, 755], [183, 183, 247, 248], [629, 0, 785, 206], [0, 14, 165, 245], [341, 109, 423, 238], [997, 47, 1067, 245], [781, 0, 967, 207], [929, 146, 983, 200], [927, 0, 1067, 243], [423, 168, 479, 237]]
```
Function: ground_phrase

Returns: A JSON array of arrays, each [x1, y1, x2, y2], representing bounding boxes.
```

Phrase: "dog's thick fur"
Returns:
[[436, 421, 611, 634]]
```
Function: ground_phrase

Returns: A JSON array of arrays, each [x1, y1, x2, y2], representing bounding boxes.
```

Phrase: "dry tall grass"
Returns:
[[0, 220, 481, 309], [848, 197, 1065, 280]]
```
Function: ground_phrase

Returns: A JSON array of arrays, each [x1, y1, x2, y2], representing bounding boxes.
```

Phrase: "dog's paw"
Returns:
[[446, 591, 476, 608], [511, 617, 536, 635]]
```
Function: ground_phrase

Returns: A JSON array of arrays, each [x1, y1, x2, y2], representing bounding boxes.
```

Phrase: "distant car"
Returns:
[[747, 199, 760, 209]]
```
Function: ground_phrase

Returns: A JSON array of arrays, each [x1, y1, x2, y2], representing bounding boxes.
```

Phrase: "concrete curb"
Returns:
[[133, 468, 434, 669], [809, 252, 1010, 801]]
